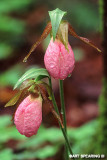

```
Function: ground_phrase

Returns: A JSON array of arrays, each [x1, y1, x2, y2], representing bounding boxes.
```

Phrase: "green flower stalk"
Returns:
[[5, 8, 101, 160]]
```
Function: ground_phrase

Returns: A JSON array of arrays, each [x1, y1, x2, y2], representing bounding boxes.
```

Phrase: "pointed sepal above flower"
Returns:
[[49, 8, 67, 41], [5, 90, 22, 107], [57, 21, 69, 51], [68, 23, 101, 53]]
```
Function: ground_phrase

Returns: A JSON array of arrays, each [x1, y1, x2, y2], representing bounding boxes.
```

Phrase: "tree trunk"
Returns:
[[103, 0, 107, 76], [98, 0, 107, 155]]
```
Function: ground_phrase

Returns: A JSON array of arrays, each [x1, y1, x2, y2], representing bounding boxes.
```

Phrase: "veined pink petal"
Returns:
[[44, 39, 75, 80], [14, 95, 42, 137]]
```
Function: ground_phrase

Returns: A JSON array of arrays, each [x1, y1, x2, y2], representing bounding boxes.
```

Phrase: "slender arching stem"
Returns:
[[49, 78, 75, 160], [59, 80, 68, 159], [59, 80, 67, 132]]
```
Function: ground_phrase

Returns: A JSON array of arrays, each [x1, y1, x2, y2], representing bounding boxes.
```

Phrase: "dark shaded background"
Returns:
[[0, 0, 104, 160]]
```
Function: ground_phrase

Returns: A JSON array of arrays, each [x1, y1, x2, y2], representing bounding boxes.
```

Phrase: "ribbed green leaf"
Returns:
[[19, 80, 35, 90], [35, 75, 49, 82], [49, 8, 67, 41], [14, 68, 50, 89]]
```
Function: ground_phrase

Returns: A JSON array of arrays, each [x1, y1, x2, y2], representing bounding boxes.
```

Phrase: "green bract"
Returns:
[[48, 8, 67, 41], [14, 68, 50, 89]]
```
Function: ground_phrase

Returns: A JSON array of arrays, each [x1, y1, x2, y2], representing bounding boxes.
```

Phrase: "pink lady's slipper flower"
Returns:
[[23, 9, 101, 77], [44, 39, 75, 80], [14, 95, 42, 137]]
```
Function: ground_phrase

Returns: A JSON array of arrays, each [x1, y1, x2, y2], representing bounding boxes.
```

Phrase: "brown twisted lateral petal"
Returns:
[[68, 23, 101, 53], [23, 22, 52, 62], [38, 84, 64, 128]]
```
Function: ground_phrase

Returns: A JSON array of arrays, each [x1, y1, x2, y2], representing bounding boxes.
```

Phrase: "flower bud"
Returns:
[[44, 39, 75, 80], [14, 95, 42, 137]]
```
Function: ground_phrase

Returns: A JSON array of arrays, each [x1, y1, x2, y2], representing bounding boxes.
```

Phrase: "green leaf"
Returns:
[[5, 90, 22, 107], [0, 125, 26, 143], [34, 145, 59, 159], [0, 149, 13, 160], [49, 8, 67, 41], [35, 75, 49, 82], [14, 68, 50, 89], [14, 145, 59, 160], [20, 80, 35, 90]]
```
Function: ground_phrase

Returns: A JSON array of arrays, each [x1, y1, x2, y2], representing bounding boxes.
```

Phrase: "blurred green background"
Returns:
[[0, 0, 106, 160]]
